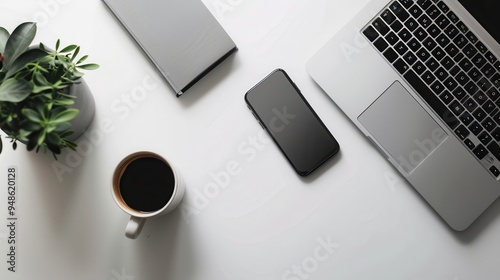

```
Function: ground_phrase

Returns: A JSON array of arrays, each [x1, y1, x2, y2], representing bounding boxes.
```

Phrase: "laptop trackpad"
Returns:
[[358, 81, 448, 173]]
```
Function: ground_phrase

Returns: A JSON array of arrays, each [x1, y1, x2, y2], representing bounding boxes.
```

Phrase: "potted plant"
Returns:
[[0, 22, 99, 157]]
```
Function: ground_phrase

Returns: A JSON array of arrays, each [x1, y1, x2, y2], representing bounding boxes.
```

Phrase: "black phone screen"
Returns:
[[245, 69, 339, 176]]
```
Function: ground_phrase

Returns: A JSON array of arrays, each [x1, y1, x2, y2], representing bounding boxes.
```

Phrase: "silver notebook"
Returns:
[[102, 0, 237, 97]]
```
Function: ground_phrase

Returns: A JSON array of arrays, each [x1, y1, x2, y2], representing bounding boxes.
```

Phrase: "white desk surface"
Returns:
[[1, 0, 500, 279]]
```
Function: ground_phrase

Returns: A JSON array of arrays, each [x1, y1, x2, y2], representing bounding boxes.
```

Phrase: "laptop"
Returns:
[[102, 0, 237, 97], [307, 0, 500, 231]]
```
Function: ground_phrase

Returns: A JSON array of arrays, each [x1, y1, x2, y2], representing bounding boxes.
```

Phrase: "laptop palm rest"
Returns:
[[358, 81, 448, 173]]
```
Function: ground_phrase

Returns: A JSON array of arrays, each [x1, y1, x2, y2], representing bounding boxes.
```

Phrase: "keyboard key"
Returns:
[[374, 37, 388, 52], [450, 100, 465, 116], [434, 67, 448, 81], [469, 121, 483, 136], [463, 98, 478, 112], [447, 10, 459, 23], [408, 5, 423, 18], [416, 0, 432, 10], [455, 124, 470, 140], [404, 70, 459, 129], [394, 41, 409, 55], [482, 100, 496, 115], [425, 57, 439, 72], [473, 91, 488, 105], [458, 57, 473, 72], [443, 25, 459, 39], [492, 127, 500, 141], [431, 80, 445, 94], [465, 138, 475, 150], [416, 48, 430, 62], [436, 34, 450, 48], [466, 31, 478, 44], [473, 144, 488, 159], [385, 31, 399, 45], [491, 73, 500, 88], [481, 63, 495, 78], [439, 90, 453, 104], [427, 24, 440, 37], [471, 53, 486, 69], [398, 28, 412, 42], [489, 166, 500, 177], [423, 37, 437, 50], [464, 80, 478, 95], [363, 26, 379, 42], [422, 70, 436, 85], [443, 77, 458, 91], [473, 107, 487, 122], [455, 71, 469, 86], [454, 34, 467, 48], [453, 52, 465, 63], [456, 21, 469, 34], [381, 9, 397, 25], [445, 44, 459, 58], [403, 52, 417, 65], [414, 27, 428, 41], [477, 77, 492, 92], [373, 18, 389, 36], [485, 51, 498, 64], [482, 117, 496, 132], [479, 131, 492, 145], [441, 56, 454, 70], [391, 20, 404, 32], [460, 111, 473, 125], [405, 17, 419, 32], [436, 1, 450, 13], [408, 38, 421, 52], [383, 48, 398, 63], [476, 41, 488, 54], [394, 58, 409, 74], [418, 14, 432, 29], [486, 88, 500, 101], [398, 0, 413, 9], [413, 61, 426, 75], [487, 141, 500, 161], [452, 86, 466, 100], [390, 2, 410, 21], [432, 46, 446, 61], [468, 67, 481, 82], [436, 14, 450, 29], [463, 43, 478, 59], [427, 5, 441, 19], [493, 112, 500, 125]]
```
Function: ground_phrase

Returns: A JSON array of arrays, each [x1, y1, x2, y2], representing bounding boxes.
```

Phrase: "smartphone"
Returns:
[[245, 69, 339, 176]]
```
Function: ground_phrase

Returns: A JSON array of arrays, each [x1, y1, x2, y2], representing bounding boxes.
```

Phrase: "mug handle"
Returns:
[[125, 216, 146, 239]]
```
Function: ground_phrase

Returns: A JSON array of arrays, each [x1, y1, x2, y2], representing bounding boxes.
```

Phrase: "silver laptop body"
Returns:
[[307, 0, 500, 230]]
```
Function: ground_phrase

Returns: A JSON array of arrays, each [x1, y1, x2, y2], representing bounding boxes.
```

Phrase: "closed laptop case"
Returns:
[[102, 0, 237, 97]]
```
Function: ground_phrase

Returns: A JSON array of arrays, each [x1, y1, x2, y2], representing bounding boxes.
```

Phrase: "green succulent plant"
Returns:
[[0, 22, 99, 157]]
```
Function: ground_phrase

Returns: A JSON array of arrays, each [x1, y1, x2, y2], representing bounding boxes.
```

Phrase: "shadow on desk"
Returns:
[[449, 198, 500, 244], [178, 54, 239, 108], [135, 207, 197, 279]]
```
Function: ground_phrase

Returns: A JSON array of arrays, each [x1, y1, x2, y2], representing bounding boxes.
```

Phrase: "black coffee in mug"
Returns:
[[119, 157, 175, 212]]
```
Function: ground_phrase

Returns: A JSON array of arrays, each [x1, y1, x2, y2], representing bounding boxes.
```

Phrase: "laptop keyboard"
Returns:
[[362, 0, 500, 178]]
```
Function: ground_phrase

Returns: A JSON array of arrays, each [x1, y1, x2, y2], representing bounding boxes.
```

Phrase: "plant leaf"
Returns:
[[51, 108, 79, 124], [76, 55, 88, 65], [0, 27, 10, 54], [22, 108, 43, 123], [3, 22, 37, 69], [77, 63, 99, 70], [0, 136, 3, 154], [6, 48, 47, 78], [0, 78, 32, 102], [60, 44, 77, 53]]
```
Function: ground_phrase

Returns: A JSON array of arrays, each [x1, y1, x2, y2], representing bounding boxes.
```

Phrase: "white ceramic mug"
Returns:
[[111, 151, 185, 239]]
